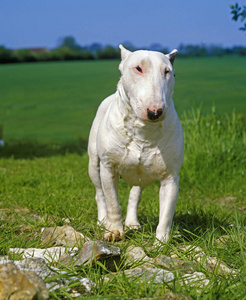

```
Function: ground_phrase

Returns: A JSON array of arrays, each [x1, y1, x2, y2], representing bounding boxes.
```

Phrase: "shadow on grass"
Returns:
[[138, 209, 231, 242], [0, 138, 88, 159], [174, 210, 231, 242]]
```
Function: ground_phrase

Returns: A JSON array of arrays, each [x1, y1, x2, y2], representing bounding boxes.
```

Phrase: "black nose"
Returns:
[[147, 108, 163, 121]]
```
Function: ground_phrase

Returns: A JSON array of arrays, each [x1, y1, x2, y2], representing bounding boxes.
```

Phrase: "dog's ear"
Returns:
[[119, 44, 131, 61], [166, 49, 178, 65], [119, 45, 131, 73]]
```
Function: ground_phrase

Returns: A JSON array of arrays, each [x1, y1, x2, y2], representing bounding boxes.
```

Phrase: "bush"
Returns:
[[0, 46, 17, 63], [14, 49, 37, 62], [97, 46, 120, 59]]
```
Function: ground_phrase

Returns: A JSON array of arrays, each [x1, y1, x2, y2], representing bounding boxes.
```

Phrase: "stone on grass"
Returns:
[[0, 262, 49, 300], [159, 292, 192, 300], [41, 225, 88, 247], [9, 247, 78, 263], [0, 256, 11, 265], [180, 272, 210, 288], [155, 254, 197, 274], [123, 266, 174, 283], [200, 256, 236, 275], [15, 257, 59, 280], [125, 245, 154, 266], [0, 257, 95, 297], [45, 267, 96, 294], [215, 235, 230, 245], [74, 240, 121, 271], [169, 244, 236, 275]]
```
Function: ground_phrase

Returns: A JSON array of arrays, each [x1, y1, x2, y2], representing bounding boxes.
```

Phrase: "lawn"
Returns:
[[0, 110, 245, 298], [0, 56, 245, 143], [0, 57, 246, 299]]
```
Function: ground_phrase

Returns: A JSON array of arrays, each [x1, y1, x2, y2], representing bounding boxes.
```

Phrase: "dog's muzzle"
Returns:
[[147, 108, 163, 121]]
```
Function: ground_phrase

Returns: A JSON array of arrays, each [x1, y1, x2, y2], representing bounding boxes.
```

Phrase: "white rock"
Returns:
[[124, 266, 174, 283], [9, 247, 78, 263], [202, 256, 237, 275], [125, 245, 154, 265], [181, 272, 210, 287]]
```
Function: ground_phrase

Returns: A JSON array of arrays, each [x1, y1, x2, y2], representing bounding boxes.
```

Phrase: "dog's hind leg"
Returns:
[[88, 155, 107, 224], [125, 186, 143, 230]]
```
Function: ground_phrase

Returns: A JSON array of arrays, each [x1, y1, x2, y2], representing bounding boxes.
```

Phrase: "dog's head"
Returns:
[[118, 45, 177, 122]]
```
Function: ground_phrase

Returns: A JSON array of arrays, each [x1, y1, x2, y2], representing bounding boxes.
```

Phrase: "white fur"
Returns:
[[88, 45, 184, 243]]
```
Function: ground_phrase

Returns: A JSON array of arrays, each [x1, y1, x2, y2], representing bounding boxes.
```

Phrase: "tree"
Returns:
[[97, 46, 120, 59], [14, 49, 37, 62], [230, 3, 246, 32], [0, 46, 16, 63], [58, 36, 82, 52]]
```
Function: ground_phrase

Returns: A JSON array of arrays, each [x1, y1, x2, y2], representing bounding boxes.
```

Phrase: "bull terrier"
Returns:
[[88, 45, 184, 243]]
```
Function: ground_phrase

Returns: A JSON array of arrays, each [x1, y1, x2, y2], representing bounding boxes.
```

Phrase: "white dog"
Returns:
[[88, 45, 184, 243]]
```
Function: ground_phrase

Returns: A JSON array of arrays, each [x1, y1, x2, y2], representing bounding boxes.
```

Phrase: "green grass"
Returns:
[[0, 58, 245, 298], [0, 108, 245, 299], [0, 56, 246, 143]]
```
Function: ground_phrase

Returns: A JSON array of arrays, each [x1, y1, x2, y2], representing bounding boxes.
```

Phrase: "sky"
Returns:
[[0, 0, 245, 50]]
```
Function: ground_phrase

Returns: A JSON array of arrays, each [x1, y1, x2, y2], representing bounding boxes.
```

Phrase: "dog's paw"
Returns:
[[154, 232, 170, 246], [104, 221, 124, 242], [124, 222, 141, 231], [125, 218, 141, 230], [104, 229, 125, 242]]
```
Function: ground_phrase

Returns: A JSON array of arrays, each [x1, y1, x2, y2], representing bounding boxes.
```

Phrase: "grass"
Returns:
[[0, 57, 245, 298], [0, 107, 245, 299], [0, 56, 246, 143]]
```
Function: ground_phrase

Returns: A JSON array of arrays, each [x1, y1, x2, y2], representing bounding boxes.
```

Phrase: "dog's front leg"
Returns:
[[125, 186, 143, 230], [100, 162, 124, 241], [156, 176, 179, 243]]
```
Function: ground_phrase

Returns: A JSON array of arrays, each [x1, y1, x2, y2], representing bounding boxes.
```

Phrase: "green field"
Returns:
[[0, 58, 246, 298], [0, 56, 246, 143]]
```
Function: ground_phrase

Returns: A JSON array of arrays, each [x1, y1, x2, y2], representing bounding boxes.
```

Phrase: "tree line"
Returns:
[[1, 36, 246, 64]]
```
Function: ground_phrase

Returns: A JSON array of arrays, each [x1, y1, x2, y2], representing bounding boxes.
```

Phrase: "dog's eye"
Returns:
[[136, 66, 143, 73], [164, 68, 170, 76]]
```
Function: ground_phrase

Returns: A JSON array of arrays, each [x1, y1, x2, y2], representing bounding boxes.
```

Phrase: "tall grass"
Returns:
[[0, 108, 245, 298], [180, 107, 246, 199]]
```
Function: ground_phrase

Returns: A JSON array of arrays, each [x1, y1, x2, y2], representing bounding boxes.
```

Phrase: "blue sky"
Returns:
[[0, 0, 245, 50]]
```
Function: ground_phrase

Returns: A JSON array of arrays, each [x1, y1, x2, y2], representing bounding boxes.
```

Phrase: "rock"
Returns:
[[125, 245, 154, 266], [58, 253, 74, 266], [1, 257, 95, 296], [0, 256, 11, 265], [180, 272, 210, 288], [41, 225, 88, 247], [169, 244, 236, 275], [0, 262, 49, 300], [45, 266, 96, 293], [123, 266, 174, 283], [155, 255, 197, 274], [14, 257, 57, 279], [74, 240, 121, 271], [0, 207, 52, 224], [159, 292, 192, 299], [200, 256, 236, 275], [9, 247, 78, 263]]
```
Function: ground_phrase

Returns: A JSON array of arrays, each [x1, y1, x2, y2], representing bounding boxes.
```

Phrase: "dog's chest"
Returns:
[[117, 139, 167, 186]]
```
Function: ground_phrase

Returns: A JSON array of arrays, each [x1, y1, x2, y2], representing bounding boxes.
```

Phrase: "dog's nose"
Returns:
[[147, 108, 163, 121]]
